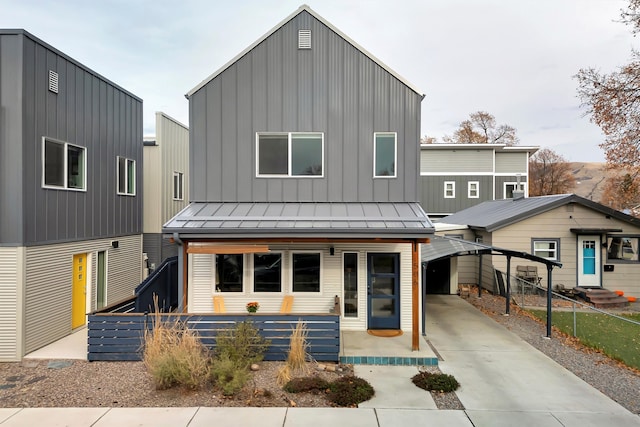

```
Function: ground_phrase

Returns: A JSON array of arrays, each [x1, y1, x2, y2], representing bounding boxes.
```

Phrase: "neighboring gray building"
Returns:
[[143, 112, 189, 271], [165, 5, 433, 347], [0, 30, 143, 361], [420, 144, 538, 219]]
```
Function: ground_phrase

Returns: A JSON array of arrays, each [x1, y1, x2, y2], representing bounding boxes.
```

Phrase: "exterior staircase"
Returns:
[[573, 287, 630, 309]]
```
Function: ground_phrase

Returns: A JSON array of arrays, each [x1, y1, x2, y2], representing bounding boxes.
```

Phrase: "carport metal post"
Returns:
[[546, 264, 553, 338], [477, 253, 483, 298], [505, 255, 511, 315]]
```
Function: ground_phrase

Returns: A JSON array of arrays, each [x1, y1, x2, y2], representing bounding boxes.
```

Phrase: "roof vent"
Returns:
[[48, 70, 59, 94], [298, 29, 311, 49]]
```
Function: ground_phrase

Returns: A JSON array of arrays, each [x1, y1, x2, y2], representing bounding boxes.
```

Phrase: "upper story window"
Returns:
[[173, 172, 184, 200], [256, 132, 323, 177], [532, 238, 560, 261], [444, 181, 455, 198], [43, 137, 86, 191], [468, 181, 479, 198], [607, 236, 639, 262], [374, 132, 397, 178], [504, 182, 526, 199], [117, 157, 136, 196]]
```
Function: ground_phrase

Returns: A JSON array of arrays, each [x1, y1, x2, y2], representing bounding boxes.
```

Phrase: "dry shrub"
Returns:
[[142, 300, 210, 390], [277, 322, 310, 386]]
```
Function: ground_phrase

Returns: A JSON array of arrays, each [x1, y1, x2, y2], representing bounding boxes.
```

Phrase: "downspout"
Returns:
[[173, 233, 185, 312]]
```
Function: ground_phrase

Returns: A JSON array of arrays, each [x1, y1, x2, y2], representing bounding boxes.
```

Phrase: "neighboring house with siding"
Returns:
[[0, 30, 143, 361], [143, 112, 189, 271], [438, 194, 640, 298], [164, 5, 433, 345], [420, 144, 538, 219]]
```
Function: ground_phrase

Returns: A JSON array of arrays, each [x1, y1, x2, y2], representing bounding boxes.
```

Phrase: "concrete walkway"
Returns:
[[6, 295, 639, 426]]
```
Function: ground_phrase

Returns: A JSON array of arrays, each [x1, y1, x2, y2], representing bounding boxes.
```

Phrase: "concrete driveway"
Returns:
[[425, 295, 640, 427]]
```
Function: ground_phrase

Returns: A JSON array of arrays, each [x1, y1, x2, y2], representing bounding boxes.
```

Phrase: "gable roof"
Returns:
[[186, 4, 424, 98], [441, 194, 640, 232], [164, 201, 434, 239]]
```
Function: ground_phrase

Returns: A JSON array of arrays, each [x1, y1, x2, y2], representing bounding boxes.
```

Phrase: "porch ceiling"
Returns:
[[163, 201, 434, 239]]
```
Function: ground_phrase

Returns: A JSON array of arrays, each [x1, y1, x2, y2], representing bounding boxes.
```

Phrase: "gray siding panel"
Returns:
[[0, 35, 24, 245], [421, 150, 494, 173], [14, 34, 143, 246], [420, 176, 494, 215], [189, 10, 421, 204], [495, 152, 528, 173]]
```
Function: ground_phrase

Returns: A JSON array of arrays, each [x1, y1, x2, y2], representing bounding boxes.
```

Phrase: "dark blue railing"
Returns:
[[134, 256, 178, 313]]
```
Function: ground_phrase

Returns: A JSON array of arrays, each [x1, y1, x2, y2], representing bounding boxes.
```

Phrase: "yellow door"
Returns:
[[72, 253, 87, 329]]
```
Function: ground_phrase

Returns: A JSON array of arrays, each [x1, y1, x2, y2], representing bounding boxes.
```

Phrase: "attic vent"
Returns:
[[298, 29, 311, 49], [48, 70, 59, 94]]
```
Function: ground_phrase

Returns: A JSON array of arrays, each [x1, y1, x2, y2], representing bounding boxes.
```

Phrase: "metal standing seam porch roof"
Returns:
[[163, 201, 434, 239]]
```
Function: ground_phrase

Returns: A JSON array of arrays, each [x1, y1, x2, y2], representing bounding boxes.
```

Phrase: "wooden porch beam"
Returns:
[[187, 244, 270, 254]]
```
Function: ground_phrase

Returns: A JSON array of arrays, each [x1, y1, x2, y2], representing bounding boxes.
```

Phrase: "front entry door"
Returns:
[[367, 253, 400, 329], [578, 236, 601, 287], [72, 253, 88, 329]]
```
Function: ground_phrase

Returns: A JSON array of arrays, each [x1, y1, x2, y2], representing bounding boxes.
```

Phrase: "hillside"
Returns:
[[569, 162, 613, 202]]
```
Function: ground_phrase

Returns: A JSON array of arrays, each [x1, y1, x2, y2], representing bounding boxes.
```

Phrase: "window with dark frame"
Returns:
[[343, 253, 358, 317], [292, 253, 321, 292], [215, 254, 243, 292], [607, 236, 639, 262], [173, 172, 184, 200], [253, 253, 282, 292]]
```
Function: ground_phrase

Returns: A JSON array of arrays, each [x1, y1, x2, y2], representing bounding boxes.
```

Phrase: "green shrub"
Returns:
[[327, 376, 374, 407], [215, 321, 271, 367], [210, 354, 250, 396], [283, 376, 330, 393], [142, 319, 210, 390], [412, 372, 459, 393]]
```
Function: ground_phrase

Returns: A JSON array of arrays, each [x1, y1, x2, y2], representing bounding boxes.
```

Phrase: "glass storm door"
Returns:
[[578, 236, 600, 287], [367, 253, 400, 330]]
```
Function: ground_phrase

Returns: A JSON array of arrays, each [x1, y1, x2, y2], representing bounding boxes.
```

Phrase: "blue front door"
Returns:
[[367, 253, 400, 329]]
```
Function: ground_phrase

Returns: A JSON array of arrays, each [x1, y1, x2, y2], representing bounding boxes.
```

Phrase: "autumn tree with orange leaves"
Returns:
[[528, 148, 576, 196], [600, 173, 640, 215], [576, 1, 640, 183], [443, 111, 519, 145]]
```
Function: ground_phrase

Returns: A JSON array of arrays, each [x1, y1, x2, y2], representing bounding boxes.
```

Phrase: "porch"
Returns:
[[340, 331, 438, 366]]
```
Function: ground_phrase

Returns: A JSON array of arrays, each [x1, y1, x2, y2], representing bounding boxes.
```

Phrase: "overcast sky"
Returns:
[[1, 0, 637, 162]]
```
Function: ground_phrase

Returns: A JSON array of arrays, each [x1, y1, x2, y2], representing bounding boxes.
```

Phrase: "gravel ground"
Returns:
[[0, 292, 636, 412], [463, 290, 640, 415]]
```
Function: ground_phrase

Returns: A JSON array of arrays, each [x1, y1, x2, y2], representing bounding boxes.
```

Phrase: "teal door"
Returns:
[[367, 253, 400, 329]]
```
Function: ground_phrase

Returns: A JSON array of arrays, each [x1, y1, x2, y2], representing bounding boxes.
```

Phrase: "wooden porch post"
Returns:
[[412, 240, 419, 351], [182, 242, 188, 313]]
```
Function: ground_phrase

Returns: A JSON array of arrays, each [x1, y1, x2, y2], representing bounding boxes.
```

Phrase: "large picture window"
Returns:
[[257, 133, 323, 177], [117, 157, 136, 195], [253, 253, 282, 292], [607, 236, 639, 262], [532, 239, 559, 261], [43, 138, 86, 190], [215, 254, 243, 292], [374, 132, 397, 177], [292, 253, 321, 292]]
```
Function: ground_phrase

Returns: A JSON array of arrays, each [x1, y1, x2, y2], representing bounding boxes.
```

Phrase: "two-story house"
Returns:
[[143, 112, 189, 272], [163, 5, 433, 347], [420, 143, 538, 219], [0, 30, 143, 361]]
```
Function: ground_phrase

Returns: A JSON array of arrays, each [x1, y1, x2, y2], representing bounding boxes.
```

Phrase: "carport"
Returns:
[[421, 236, 562, 337]]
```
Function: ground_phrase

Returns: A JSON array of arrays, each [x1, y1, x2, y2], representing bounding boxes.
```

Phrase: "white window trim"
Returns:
[[342, 251, 360, 319], [468, 181, 479, 199], [251, 252, 284, 294], [290, 251, 323, 294], [444, 181, 455, 199], [117, 156, 136, 196], [532, 238, 560, 261], [373, 132, 397, 178], [504, 182, 526, 199], [173, 171, 184, 201], [42, 137, 87, 191], [256, 132, 325, 178]]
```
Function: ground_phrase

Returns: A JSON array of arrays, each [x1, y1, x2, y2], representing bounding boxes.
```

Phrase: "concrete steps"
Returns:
[[573, 287, 630, 309]]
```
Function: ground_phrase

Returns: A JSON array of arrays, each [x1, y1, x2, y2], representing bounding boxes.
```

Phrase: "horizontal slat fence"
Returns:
[[88, 313, 340, 362]]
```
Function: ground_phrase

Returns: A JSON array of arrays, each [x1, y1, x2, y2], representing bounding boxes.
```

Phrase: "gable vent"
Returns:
[[48, 70, 59, 94], [298, 29, 311, 49]]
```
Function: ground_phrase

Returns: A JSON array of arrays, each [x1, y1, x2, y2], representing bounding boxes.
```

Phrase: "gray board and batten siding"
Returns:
[[420, 175, 494, 215], [0, 29, 143, 246], [187, 7, 423, 204]]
